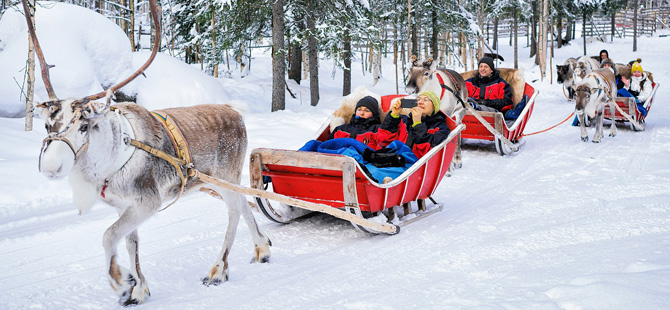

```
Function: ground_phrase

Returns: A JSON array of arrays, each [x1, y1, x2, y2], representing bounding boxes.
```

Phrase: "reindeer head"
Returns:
[[573, 62, 589, 83], [23, 0, 160, 178], [405, 57, 438, 94], [556, 64, 572, 84]]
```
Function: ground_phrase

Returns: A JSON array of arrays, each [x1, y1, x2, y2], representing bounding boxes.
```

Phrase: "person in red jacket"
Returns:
[[382, 90, 451, 158], [329, 96, 401, 149], [465, 57, 514, 113]]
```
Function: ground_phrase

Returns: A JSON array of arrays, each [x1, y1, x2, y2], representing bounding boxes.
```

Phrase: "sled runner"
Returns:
[[248, 95, 464, 234], [459, 69, 538, 156], [603, 82, 659, 131]]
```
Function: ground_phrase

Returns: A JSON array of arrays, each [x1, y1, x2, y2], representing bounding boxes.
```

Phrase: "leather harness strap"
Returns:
[[109, 106, 194, 211], [435, 70, 467, 108]]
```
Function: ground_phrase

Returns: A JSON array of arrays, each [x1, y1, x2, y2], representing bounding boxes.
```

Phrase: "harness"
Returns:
[[38, 109, 89, 173], [111, 107, 194, 211], [435, 70, 467, 108]]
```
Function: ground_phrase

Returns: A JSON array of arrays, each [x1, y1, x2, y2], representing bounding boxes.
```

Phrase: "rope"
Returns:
[[520, 111, 575, 137]]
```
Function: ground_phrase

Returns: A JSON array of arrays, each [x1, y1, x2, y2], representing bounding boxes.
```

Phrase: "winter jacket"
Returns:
[[329, 115, 401, 150], [381, 111, 451, 158], [627, 72, 653, 103], [465, 70, 514, 112]]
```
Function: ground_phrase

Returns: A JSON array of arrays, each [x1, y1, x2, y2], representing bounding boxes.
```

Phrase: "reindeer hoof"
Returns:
[[581, 136, 589, 142], [202, 264, 228, 286], [592, 139, 601, 143], [202, 276, 225, 287]]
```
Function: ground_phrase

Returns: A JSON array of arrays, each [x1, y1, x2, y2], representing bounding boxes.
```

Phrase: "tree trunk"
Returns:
[[211, 7, 218, 78], [271, 0, 285, 112], [25, 0, 36, 131], [431, 2, 438, 59], [557, 13, 564, 48], [565, 19, 573, 41], [407, 0, 411, 61], [477, 0, 484, 59], [411, 12, 418, 57], [307, 0, 319, 106], [493, 17, 498, 51], [530, 0, 537, 59], [633, 0, 638, 51], [394, 23, 399, 93], [538, 0, 548, 80], [343, 28, 351, 96], [610, 12, 616, 42], [129, 0, 135, 51], [582, 11, 587, 56], [288, 18, 303, 84], [513, 7, 518, 69]]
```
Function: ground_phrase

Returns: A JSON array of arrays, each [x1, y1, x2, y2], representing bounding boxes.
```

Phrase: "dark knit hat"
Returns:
[[477, 57, 496, 70], [479, 57, 495, 70], [355, 96, 380, 119]]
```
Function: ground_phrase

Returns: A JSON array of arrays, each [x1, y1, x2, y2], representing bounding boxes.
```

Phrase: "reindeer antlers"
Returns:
[[84, 0, 161, 102], [21, 0, 58, 101]]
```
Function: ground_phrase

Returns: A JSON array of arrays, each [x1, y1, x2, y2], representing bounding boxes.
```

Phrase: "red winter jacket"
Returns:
[[465, 70, 514, 112]]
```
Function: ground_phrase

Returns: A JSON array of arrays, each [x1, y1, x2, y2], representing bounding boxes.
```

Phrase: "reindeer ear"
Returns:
[[34, 102, 51, 120], [411, 56, 420, 67], [80, 100, 108, 119]]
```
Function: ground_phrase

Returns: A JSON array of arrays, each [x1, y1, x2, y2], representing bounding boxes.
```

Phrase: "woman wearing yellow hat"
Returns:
[[622, 62, 652, 116], [383, 90, 451, 158]]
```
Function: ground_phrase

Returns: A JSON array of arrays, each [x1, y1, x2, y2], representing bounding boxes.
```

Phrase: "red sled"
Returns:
[[249, 95, 464, 234], [603, 81, 659, 131], [459, 69, 539, 156]]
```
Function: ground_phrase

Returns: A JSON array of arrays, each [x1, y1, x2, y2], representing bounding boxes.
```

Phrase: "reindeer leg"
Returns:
[[237, 193, 271, 263], [104, 204, 156, 306], [202, 189, 245, 286], [592, 111, 604, 143], [578, 111, 589, 142], [609, 102, 617, 137], [124, 230, 150, 304]]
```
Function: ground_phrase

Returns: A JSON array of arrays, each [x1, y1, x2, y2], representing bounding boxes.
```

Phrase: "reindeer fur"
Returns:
[[573, 68, 617, 143], [37, 101, 271, 305]]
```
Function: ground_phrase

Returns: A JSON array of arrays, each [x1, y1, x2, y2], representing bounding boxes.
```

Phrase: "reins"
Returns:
[[435, 70, 467, 109], [520, 111, 575, 137]]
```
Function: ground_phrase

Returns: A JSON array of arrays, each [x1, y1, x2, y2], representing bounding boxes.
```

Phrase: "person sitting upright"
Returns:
[[622, 61, 652, 117], [382, 90, 451, 158], [329, 96, 385, 148], [465, 57, 514, 113]]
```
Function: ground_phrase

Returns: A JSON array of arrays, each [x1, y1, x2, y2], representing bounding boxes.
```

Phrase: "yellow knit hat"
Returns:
[[631, 61, 643, 73], [418, 90, 441, 115]]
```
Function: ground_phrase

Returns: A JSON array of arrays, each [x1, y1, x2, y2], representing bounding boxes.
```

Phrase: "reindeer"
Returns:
[[556, 57, 578, 99], [573, 55, 601, 85], [405, 57, 467, 168], [23, 0, 270, 305], [573, 67, 617, 143]]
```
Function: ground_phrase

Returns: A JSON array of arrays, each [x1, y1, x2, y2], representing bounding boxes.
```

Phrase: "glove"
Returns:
[[468, 99, 480, 110]]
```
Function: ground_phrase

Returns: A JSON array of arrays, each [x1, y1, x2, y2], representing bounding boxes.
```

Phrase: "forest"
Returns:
[[2, 0, 663, 112]]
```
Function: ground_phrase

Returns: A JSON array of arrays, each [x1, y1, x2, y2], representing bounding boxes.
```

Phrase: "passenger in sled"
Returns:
[[299, 96, 417, 183], [621, 62, 652, 117], [382, 90, 451, 159], [464, 57, 514, 113]]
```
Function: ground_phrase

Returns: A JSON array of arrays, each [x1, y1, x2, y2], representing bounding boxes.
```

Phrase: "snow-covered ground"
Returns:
[[1, 3, 670, 309]]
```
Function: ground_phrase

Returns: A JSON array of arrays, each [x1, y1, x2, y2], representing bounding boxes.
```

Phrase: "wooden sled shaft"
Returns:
[[194, 171, 400, 235]]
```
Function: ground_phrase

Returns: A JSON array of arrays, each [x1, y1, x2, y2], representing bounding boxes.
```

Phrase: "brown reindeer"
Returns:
[[23, 0, 270, 305], [405, 56, 467, 168]]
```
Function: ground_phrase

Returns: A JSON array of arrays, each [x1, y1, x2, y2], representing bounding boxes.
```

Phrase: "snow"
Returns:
[[1, 3, 670, 310]]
